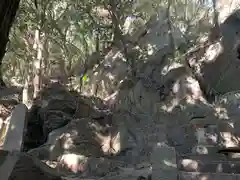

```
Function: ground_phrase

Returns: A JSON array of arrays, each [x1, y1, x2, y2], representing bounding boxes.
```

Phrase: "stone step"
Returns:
[[179, 158, 240, 173], [180, 152, 240, 162], [191, 145, 221, 155], [178, 171, 240, 180], [218, 148, 240, 159], [178, 153, 227, 162]]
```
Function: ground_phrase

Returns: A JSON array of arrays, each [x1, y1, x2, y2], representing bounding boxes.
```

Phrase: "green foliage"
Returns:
[[3, 0, 213, 89], [82, 73, 88, 82]]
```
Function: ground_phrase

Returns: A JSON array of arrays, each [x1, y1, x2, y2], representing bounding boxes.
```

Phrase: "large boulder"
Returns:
[[187, 10, 240, 95], [27, 116, 134, 177], [80, 12, 185, 98], [24, 82, 114, 151]]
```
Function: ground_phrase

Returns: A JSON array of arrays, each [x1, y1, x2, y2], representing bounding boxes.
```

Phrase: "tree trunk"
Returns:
[[33, 29, 42, 99], [166, 0, 175, 57], [208, 0, 221, 42], [22, 75, 30, 106], [0, 0, 20, 86]]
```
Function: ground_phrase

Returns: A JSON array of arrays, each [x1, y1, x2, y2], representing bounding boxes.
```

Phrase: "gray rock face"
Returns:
[[151, 142, 178, 180]]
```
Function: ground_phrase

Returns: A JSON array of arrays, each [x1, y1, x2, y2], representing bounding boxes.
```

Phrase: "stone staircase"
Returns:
[[157, 119, 240, 180], [176, 154, 240, 180], [178, 153, 240, 180]]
